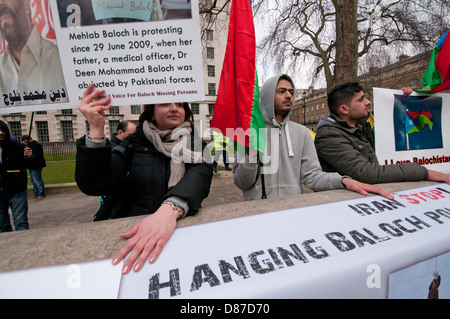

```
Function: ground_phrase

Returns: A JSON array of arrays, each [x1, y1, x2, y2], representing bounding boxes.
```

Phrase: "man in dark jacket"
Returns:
[[110, 120, 137, 148], [99, 120, 136, 210], [21, 135, 46, 199], [314, 82, 450, 184], [0, 121, 34, 232]]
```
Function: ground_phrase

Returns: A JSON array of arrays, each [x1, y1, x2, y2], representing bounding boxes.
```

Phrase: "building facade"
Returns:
[[292, 52, 432, 131]]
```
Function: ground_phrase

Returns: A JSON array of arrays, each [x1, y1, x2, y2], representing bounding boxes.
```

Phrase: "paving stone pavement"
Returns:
[[21, 169, 243, 230]]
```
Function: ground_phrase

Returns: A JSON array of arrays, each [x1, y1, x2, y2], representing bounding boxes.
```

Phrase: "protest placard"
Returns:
[[374, 88, 450, 173], [0, 0, 204, 114]]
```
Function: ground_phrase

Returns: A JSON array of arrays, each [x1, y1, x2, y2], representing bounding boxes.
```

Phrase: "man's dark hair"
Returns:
[[117, 120, 132, 132], [279, 74, 294, 88], [327, 82, 364, 115]]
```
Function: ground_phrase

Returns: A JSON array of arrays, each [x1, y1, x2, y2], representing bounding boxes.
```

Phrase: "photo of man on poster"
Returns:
[[0, 0, 68, 107]]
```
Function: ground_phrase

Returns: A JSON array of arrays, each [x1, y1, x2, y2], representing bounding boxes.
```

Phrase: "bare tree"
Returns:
[[201, 0, 449, 92], [334, 0, 359, 86], [198, 0, 231, 38]]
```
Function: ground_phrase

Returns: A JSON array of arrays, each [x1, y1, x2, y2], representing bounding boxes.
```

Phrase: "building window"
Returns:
[[206, 29, 214, 41], [36, 121, 49, 142], [322, 103, 325, 109], [131, 105, 141, 114], [61, 109, 72, 115], [36, 111, 47, 115], [109, 105, 120, 114], [191, 103, 200, 114], [109, 120, 119, 136], [411, 79, 418, 88], [208, 83, 216, 95], [8, 121, 22, 140], [61, 120, 74, 141], [207, 47, 214, 59], [207, 65, 215, 77], [208, 104, 214, 115], [205, 13, 212, 23]]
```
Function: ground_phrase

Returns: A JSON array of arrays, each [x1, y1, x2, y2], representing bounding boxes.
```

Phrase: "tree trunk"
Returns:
[[334, 0, 359, 90]]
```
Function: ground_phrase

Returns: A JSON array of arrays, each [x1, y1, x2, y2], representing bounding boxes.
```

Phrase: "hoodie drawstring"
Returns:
[[272, 118, 294, 157], [285, 121, 294, 157]]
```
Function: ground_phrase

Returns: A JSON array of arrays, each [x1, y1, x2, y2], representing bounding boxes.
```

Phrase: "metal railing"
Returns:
[[41, 141, 76, 161]]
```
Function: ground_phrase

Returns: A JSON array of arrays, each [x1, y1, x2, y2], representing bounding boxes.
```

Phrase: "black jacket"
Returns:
[[26, 140, 46, 170], [0, 121, 36, 196], [75, 126, 213, 219], [110, 134, 121, 149]]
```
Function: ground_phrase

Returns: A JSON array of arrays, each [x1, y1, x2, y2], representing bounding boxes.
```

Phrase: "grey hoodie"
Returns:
[[233, 74, 344, 201]]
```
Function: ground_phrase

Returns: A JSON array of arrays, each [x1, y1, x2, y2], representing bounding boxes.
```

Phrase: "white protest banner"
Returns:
[[373, 88, 450, 173], [0, 0, 204, 114], [117, 183, 450, 299], [0, 259, 123, 299], [1, 184, 450, 300]]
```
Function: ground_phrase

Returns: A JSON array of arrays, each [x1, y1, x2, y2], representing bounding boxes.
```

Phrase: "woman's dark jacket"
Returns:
[[75, 126, 213, 220]]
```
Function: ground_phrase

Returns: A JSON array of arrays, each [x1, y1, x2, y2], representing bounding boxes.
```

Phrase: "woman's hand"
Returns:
[[78, 83, 111, 137], [112, 204, 181, 274]]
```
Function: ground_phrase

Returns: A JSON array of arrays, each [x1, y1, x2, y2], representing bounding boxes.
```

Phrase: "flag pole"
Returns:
[[406, 132, 410, 151], [406, 109, 410, 150]]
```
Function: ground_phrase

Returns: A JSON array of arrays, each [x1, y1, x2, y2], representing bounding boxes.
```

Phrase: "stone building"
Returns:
[[292, 52, 432, 131]]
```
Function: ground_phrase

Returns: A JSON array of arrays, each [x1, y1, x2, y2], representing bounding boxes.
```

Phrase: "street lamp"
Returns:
[[302, 91, 307, 125]]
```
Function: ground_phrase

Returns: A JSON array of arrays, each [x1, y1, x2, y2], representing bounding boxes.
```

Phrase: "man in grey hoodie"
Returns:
[[233, 74, 393, 201]]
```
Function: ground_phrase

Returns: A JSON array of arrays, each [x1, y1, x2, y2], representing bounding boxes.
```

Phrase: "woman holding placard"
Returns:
[[75, 83, 213, 274]]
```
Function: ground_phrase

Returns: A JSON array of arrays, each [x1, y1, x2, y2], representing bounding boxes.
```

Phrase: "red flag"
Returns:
[[210, 0, 265, 152], [407, 110, 433, 120], [418, 29, 450, 93]]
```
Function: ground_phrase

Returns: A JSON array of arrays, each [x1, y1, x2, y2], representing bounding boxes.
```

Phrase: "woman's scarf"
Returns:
[[143, 120, 203, 188]]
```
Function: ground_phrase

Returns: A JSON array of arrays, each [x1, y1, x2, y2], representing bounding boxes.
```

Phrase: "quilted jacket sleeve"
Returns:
[[315, 126, 428, 184]]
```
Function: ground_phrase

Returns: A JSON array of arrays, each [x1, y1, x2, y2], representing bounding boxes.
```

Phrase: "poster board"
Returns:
[[373, 88, 450, 173], [0, 0, 204, 114]]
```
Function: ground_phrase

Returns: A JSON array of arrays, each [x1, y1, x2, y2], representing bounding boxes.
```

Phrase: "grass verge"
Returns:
[[27, 160, 76, 186]]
